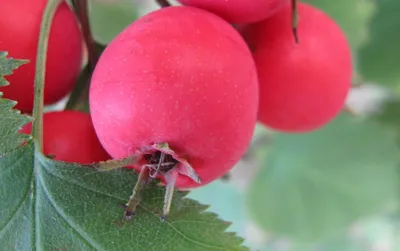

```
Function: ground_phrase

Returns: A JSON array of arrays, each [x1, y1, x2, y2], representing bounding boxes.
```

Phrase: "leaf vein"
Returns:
[[0, 190, 30, 239], [37, 167, 101, 251]]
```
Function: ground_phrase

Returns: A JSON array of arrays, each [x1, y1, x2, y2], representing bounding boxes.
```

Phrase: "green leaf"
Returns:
[[0, 51, 29, 87], [301, 0, 376, 51], [0, 98, 32, 154], [246, 114, 400, 241], [88, 0, 138, 44], [358, 0, 400, 88], [0, 52, 32, 153], [1, 147, 249, 250]]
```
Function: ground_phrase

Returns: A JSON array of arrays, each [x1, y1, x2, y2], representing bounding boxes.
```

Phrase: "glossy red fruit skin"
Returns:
[[177, 0, 288, 24], [241, 3, 352, 133], [0, 0, 83, 113], [21, 111, 110, 164], [89, 6, 259, 188]]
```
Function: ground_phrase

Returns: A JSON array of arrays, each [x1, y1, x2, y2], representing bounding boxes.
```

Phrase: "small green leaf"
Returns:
[[301, 0, 376, 51], [0, 52, 32, 153], [0, 51, 29, 87], [247, 114, 400, 240], [358, 0, 400, 88], [0, 98, 32, 153], [89, 0, 138, 44]]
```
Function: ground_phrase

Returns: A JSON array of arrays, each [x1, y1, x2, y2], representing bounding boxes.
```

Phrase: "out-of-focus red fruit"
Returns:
[[242, 2, 352, 132], [0, 0, 83, 112], [21, 110, 110, 164]]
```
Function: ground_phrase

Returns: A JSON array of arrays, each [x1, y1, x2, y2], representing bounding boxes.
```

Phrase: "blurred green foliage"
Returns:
[[301, 0, 375, 51], [88, 0, 139, 44], [247, 114, 400, 240], [358, 0, 400, 89]]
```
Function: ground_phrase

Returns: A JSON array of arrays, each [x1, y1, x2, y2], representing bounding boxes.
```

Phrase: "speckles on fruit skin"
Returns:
[[90, 6, 259, 188]]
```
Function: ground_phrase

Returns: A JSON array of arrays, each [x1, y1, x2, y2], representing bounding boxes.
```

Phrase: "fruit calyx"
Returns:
[[97, 142, 201, 221], [143, 142, 201, 184]]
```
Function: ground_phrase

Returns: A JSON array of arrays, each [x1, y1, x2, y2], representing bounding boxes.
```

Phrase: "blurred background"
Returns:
[[55, 0, 400, 250]]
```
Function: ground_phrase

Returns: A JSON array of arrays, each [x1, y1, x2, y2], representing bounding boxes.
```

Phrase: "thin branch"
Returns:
[[66, 0, 99, 110], [71, 0, 98, 70]]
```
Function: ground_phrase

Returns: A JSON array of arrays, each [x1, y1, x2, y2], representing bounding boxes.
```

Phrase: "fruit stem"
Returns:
[[66, 0, 99, 111], [155, 0, 171, 8], [291, 0, 299, 44], [71, 0, 98, 71], [32, 0, 62, 150]]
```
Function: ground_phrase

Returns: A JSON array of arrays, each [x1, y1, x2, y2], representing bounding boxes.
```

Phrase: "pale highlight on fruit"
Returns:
[[242, 2, 352, 132], [177, 0, 289, 24]]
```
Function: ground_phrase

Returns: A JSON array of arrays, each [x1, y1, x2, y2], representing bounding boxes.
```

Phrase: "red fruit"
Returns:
[[177, 0, 289, 24], [89, 6, 258, 191], [241, 3, 352, 132], [0, 0, 83, 112], [21, 110, 110, 164]]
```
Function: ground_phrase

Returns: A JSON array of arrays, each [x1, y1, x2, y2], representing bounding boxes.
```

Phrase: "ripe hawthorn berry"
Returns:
[[89, 6, 258, 219], [177, 0, 289, 24], [241, 2, 353, 132], [21, 110, 110, 164], [0, 0, 83, 112]]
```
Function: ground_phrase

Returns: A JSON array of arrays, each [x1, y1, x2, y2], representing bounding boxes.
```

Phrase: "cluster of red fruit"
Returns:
[[1, 0, 352, 219]]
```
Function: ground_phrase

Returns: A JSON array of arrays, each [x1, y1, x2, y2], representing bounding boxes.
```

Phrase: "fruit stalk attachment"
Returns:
[[94, 142, 201, 221], [291, 0, 299, 43]]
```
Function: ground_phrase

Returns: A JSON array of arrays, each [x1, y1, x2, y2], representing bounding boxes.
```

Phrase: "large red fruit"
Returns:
[[89, 6, 258, 190], [177, 0, 288, 24], [242, 3, 352, 132], [21, 110, 110, 164], [0, 0, 83, 112]]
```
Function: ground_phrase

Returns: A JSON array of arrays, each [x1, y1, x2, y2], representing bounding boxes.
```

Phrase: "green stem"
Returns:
[[31, 0, 62, 151], [66, 0, 99, 111]]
